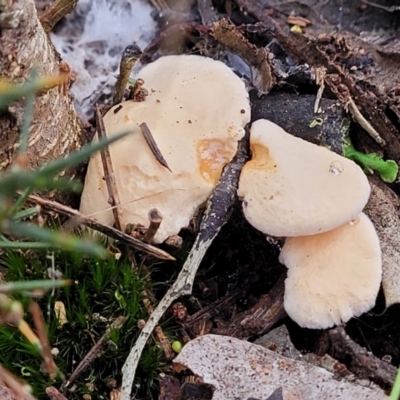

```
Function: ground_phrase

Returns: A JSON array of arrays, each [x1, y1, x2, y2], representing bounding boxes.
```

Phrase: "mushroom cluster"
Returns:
[[80, 53, 382, 330], [238, 119, 382, 329], [79, 55, 250, 243]]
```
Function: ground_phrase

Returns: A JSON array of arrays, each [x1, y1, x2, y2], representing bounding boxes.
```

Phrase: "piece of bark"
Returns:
[[45, 386, 68, 400], [39, 0, 78, 33], [329, 326, 397, 387], [159, 374, 181, 400], [0, 0, 83, 172], [0, 385, 19, 400], [215, 274, 286, 339], [181, 382, 213, 400], [364, 177, 400, 307]]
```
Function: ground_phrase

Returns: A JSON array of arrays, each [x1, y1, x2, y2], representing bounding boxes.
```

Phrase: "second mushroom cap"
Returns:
[[237, 119, 371, 237]]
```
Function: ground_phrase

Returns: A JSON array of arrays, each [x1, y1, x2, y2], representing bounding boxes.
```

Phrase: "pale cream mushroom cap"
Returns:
[[79, 55, 250, 243], [279, 212, 382, 329], [237, 119, 371, 237]]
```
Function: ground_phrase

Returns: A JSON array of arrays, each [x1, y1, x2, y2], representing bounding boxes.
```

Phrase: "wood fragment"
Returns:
[[39, 0, 78, 33], [211, 18, 275, 94], [140, 122, 172, 172], [314, 67, 326, 114], [45, 386, 68, 400], [143, 208, 163, 244], [142, 294, 175, 360], [26, 194, 175, 261], [329, 326, 397, 387], [183, 288, 242, 327], [95, 105, 125, 231], [121, 132, 249, 400], [64, 316, 126, 389], [159, 374, 181, 400], [128, 78, 148, 102], [113, 44, 142, 106], [216, 274, 286, 339]]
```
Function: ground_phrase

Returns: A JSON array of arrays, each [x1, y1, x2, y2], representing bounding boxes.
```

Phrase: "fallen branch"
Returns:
[[26, 194, 175, 261], [120, 132, 249, 399], [64, 316, 126, 389]]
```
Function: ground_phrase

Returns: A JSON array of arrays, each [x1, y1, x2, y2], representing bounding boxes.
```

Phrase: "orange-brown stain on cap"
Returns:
[[245, 144, 277, 171], [196, 139, 234, 184]]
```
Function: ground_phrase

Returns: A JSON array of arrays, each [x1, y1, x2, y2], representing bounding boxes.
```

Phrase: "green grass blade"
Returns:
[[390, 366, 400, 400], [0, 279, 70, 293], [3, 220, 106, 257], [0, 241, 52, 249]]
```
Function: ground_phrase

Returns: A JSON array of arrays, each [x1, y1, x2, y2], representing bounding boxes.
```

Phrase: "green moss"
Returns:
[[0, 249, 166, 399]]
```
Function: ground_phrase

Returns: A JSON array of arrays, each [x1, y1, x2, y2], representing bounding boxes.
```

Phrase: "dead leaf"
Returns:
[[174, 334, 388, 400], [54, 301, 68, 328], [287, 16, 311, 28]]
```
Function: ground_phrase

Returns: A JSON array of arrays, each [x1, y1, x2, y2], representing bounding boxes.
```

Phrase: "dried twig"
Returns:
[[26, 194, 175, 261], [64, 316, 126, 389], [45, 387, 68, 400], [121, 133, 249, 400], [39, 0, 78, 33], [95, 105, 125, 231], [346, 97, 386, 146], [29, 301, 59, 377], [314, 67, 326, 114], [140, 122, 172, 172], [113, 44, 142, 106], [143, 208, 163, 244]]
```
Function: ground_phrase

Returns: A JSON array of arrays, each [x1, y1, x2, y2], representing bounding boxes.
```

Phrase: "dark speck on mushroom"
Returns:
[[240, 109, 245, 114]]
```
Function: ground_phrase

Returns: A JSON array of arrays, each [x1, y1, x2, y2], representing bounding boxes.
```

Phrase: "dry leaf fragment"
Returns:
[[287, 16, 312, 28], [54, 301, 68, 328], [174, 334, 388, 400]]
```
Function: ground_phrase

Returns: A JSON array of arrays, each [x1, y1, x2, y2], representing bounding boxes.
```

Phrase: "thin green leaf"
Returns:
[[0, 279, 70, 293], [37, 130, 131, 177], [12, 207, 39, 222], [3, 220, 106, 257], [0, 241, 52, 249], [8, 187, 34, 217]]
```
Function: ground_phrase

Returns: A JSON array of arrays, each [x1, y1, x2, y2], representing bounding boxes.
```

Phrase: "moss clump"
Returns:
[[0, 249, 165, 399]]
